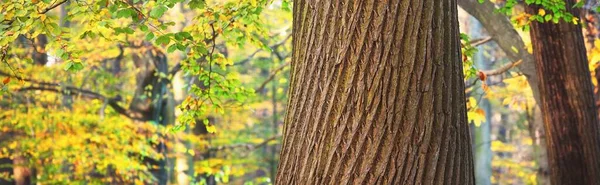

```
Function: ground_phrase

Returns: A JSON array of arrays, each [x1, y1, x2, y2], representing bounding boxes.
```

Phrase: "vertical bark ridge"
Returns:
[[305, 0, 343, 183], [296, 0, 334, 179], [276, 0, 474, 184]]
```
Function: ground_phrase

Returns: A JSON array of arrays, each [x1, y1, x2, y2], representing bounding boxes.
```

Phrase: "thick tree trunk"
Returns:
[[276, 0, 474, 184], [527, 1, 600, 184]]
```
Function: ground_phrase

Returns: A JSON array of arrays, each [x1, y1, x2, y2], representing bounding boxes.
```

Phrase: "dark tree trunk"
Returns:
[[276, 0, 474, 184], [31, 34, 48, 66], [527, 1, 600, 184]]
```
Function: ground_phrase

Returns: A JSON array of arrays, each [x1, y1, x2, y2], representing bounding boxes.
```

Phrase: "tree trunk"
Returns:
[[469, 16, 492, 185], [276, 0, 474, 184], [527, 1, 600, 184]]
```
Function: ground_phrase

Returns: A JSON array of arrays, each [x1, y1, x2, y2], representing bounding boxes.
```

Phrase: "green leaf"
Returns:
[[573, 1, 584, 8], [150, 6, 168, 18], [56, 49, 65, 59], [63, 61, 72, 71], [116, 9, 132, 18], [64, 61, 84, 72], [167, 44, 177, 53], [189, 0, 206, 9], [156, 35, 170, 45], [179, 32, 192, 40], [139, 24, 148, 32], [145, 32, 155, 41], [122, 27, 134, 34], [176, 43, 186, 51], [282, 0, 291, 11], [545, 14, 553, 22], [174, 33, 184, 41], [71, 62, 84, 71]]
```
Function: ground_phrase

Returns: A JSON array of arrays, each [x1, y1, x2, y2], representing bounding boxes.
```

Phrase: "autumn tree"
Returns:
[[276, 0, 475, 184], [0, 0, 280, 184], [527, 1, 600, 184]]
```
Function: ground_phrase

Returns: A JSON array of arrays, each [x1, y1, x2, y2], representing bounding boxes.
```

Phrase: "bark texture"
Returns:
[[276, 0, 474, 184], [527, 2, 600, 184]]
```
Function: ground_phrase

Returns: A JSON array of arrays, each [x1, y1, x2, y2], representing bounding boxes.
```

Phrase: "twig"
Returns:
[[6, 76, 141, 120], [38, 0, 69, 14], [469, 36, 493, 47], [481, 60, 523, 76], [206, 134, 282, 152], [208, 24, 217, 94], [255, 61, 290, 92], [234, 34, 292, 66]]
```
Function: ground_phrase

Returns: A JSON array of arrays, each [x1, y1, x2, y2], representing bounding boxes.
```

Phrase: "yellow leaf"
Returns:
[[538, 9, 545, 16], [523, 138, 533, 145], [468, 97, 477, 108], [206, 124, 217, 133], [468, 108, 486, 127], [502, 98, 512, 105]]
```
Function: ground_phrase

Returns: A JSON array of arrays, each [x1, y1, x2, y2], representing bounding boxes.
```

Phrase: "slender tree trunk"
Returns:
[[527, 1, 600, 184], [276, 0, 474, 184], [60, 2, 73, 110], [270, 57, 279, 183], [469, 16, 492, 185], [529, 105, 549, 185]]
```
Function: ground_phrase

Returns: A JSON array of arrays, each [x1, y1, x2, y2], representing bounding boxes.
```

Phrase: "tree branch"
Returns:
[[469, 36, 493, 47], [38, 0, 69, 14], [0, 70, 56, 87], [16, 85, 139, 120], [255, 61, 290, 93], [168, 34, 221, 77], [207, 134, 282, 152], [482, 60, 523, 76], [2, 0, 68, 25], [2, 71, 143, 121], [234, 34, 292, 66]]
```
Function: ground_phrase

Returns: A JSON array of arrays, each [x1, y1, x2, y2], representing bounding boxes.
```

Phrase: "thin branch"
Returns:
[[0, 70, 56, 87], [38, 0, 69, 14], [255, 61, 290, 93], [208, 24, 217, 94], [234, 34, 292, 66], [469, 36, 493, 47], [13, 83, 141, 121], [168, 34, 221, 77], [481, 60, 523, 76], [207, 134, 282, 152], [1, 0, 68, 25], [465, 78, 479, 89]]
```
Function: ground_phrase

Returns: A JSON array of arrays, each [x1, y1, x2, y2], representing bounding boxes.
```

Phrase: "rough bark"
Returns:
[[276, 0, 474, 184], [527, 1, 600, 184], [456, 1, 549, 183]]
